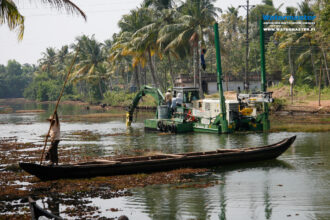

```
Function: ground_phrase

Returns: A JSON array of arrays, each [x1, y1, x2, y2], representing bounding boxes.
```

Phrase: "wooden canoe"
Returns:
[[28, 197, 63, 220], [20, 136, 296, 181]]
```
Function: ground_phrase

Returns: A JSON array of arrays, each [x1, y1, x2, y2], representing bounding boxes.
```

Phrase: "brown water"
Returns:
[[0, 101, 329, 220]]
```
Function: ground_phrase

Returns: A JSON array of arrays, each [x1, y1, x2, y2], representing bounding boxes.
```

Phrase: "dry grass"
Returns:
[[270, 123, 330, 132], [270, 115, 330, 132]]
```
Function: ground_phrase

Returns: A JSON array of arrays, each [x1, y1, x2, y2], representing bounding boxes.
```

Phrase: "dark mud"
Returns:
[[0, 137, 209, 219]]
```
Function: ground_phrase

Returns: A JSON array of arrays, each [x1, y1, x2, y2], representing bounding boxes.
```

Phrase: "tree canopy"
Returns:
[[0, 0, 328, 102]]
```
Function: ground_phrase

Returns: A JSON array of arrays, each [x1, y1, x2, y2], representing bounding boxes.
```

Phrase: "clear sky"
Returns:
[[0, 0, 303, 65]]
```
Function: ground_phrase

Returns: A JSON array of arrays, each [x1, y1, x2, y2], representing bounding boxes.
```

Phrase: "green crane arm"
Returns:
[[126, 86, 165, 127], [214, 23, 229, 133]]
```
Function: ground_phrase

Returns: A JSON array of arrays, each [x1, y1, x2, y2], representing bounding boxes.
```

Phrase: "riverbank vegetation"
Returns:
[[0, 0, 328, 106]]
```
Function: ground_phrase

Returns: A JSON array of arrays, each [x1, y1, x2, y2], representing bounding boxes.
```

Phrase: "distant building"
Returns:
[[174, 72, 280, 94]]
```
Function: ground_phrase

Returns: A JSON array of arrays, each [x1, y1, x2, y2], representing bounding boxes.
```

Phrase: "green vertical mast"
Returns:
[[214, 23, 228, 133], [259, 19, 270, 131]]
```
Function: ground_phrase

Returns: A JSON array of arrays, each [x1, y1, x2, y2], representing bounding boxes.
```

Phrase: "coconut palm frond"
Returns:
[[297, 50, 311, 64], [279, 37, 294, 49], [133, 23, 157, 37], [0, 0, 24, 40], [39, 0, 86, 20], [87, 64, 95, 75]]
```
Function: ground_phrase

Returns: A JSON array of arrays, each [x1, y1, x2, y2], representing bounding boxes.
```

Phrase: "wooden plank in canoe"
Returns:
[[216, 149, 242, 153], [156, 153, 187, 158], [73, 159, 121, 165]]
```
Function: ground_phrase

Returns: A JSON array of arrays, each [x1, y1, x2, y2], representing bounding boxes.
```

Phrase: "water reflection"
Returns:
[[120, 160, 294, 220], [263, 175, 272, 220], [19, 131, 330, 220], [218, 173, 226, 220], [1, 101, 330, 219]]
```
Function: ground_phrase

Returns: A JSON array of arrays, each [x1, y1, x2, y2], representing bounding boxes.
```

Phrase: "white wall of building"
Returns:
[[176, 80, 279, 94]]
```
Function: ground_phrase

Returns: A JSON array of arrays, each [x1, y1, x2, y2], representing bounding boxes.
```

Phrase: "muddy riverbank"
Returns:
[[2, 97, 330, 114]]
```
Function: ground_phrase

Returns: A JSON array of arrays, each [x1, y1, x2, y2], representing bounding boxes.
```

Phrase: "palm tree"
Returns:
[[103, 39, 112, 53], [56, 45, 69, 78], [285, 7, 297, 16], [262, 0, 274, 7], [0, 0, 24, 40], [225, 6, 240, 40], [143, 0, 187, 88], [219, 6, 244, 88], [297, 0, 318, 87], [312, 0, 330, 85], [158, 0, 220, 97], [277, 1, 319, 87], [0, 0, 86, 41], [39, 47, 57, 76], [143, 0, 173, 10], [109, 32, 133, 89], [131, 8, 167, 89], [71, 35, 106, 98], [111, 7, 160, 88], [156, 9, 183, 87]]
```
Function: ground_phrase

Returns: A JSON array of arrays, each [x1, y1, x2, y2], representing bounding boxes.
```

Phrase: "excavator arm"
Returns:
[[126, 86, 165, 127]]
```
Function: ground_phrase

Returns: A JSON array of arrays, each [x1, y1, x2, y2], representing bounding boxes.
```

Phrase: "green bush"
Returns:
[[24, 79, 63, 101], [270, 98, 287, 112], [23, 84, 37, 100], [103, 91, 158, 107], [36, 82, 49, 101], [103, 91, 136, 106]]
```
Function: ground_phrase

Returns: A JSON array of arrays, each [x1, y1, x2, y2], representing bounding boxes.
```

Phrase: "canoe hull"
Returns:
[[20, 136, 296, 180]]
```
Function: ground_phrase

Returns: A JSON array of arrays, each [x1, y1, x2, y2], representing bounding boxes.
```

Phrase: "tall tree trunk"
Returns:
[[193, 44, 202, 97], [79, 82, 83, 96], [323, 62, 327, 87], [192, 50, 195, 86], [147, 47, 158, 88], [225, 71, 228, 91], [309, 40, 318, 87], [167, 53, 175, 87], [123, 61, 129, 90], [289, 46, 293, 75], [162, 64, 167, 91], [318, 58, 323, 106], [321, 46, 330, 86], [108, 76, 113, 91], [210, 49, 213, 73], [142, 66, 147, 85], [98, 80, 104, 99], [83, 80, 88, 99], [138, 65, 142, 88], [289, 46, 294, 104], [129, 66, 136, 91], [88, 83, 92, 103], [153, 55, 160, 88], [135, 65, 140, 90], [196, 45, 203, 98]]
